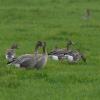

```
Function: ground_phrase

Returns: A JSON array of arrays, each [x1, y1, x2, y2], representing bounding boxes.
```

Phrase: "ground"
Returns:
[[0, 0, 100, 100]]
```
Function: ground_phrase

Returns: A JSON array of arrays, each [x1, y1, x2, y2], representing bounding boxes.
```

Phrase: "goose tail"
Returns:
[[80, 53, 86, 63]]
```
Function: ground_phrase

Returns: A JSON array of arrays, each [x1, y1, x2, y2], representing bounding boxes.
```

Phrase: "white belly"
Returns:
[[65, 55, 74, 62], [15, 64, 20, 68], [6, 55, 15, 60], [49, 55, 59, 61], [6, 55, 8, 59]]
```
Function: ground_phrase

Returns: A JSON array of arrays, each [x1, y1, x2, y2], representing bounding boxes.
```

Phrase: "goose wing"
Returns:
[[11, 54, 42, 68], [12, 54, 33, 64], [48, 48, 67, 55]]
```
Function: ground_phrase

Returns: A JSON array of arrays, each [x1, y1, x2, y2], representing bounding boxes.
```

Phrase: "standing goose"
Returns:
[[48, 40, 73, 60], [64, 50, 86, 63], [9, 41, 48, 69], [34, 42, 48, 69], [5, 43, 18, 63]]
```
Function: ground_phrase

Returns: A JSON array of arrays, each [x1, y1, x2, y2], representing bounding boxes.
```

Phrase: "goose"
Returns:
[[82, 9, 91, 20], [48, 40, 73, 60], [64, 50, 86, 63], [5, 43, 18, 63], [34, 42, 48, 69], [9, 41, 48, 69]]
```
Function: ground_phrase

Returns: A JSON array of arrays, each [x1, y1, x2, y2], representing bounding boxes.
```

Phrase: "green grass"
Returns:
[[0, 0, 100, 100]]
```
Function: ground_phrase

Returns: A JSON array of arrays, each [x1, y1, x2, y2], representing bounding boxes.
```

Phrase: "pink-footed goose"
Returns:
[[48, 40, 73, 60], [9, 41, 48, 69]]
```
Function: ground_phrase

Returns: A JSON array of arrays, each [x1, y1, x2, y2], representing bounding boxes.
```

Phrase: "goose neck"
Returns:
[[43, 44, 47, 55], [67, 44, 69, 51], [43, 46, 46, 54], [34, 45, 39, 54]]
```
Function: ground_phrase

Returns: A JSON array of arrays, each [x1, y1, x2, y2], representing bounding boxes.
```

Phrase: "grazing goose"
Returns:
[[64, 51, 86, 63], [9, 41, 48, 69], [5, 44, 18, 63], [48, 40, 73, 60]]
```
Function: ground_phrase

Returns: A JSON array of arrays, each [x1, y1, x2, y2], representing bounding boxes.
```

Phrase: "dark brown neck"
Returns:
[[34, 45, 39, 53], [43, 46, 46, 54], [67, 44, 69, 51]]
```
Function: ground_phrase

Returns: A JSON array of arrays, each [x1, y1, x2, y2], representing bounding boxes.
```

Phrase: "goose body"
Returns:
[[12, 54, 38, 68], [65, 51, 86, 63], [34, 52, 48, 69]]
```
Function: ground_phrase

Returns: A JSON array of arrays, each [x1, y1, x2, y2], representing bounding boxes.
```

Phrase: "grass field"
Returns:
[[0, 0, 100, 100]]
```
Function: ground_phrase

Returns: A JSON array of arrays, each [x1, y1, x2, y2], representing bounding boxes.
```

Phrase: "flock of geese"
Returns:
[[5, 40, 86, 69]]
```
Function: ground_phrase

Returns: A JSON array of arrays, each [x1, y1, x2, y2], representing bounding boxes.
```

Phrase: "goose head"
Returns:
[[54, 45, 58, 50], [5, 43, 18, 62], [36, 41, 43, 47], [11, 43, 19, 49], [6, 49, 16, 62], [66, 40, 73, 50], [35, 41, 43, 50]]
